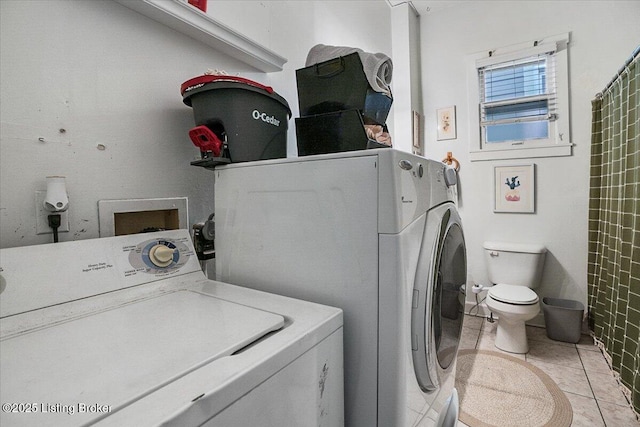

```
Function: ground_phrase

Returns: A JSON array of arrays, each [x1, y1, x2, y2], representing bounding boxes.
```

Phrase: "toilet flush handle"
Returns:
[[489, 251, 499, 257]]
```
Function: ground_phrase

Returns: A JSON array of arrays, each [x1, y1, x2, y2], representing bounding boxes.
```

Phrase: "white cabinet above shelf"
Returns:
[[114, 0, 287, 72]]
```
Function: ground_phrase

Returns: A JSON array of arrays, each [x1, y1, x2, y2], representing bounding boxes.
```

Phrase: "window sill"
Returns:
[[114, 0, 287, 72], [469, 143, 573, 161]]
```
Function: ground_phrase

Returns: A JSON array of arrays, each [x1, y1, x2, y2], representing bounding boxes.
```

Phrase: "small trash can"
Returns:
[[542, 297, 585, 343]]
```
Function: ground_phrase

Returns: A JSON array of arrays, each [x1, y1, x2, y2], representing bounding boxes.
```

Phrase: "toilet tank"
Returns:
[[483, 241, 547, 288]]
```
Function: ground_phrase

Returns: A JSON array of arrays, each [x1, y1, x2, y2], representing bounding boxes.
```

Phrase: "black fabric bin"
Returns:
[[542, 297, 585, 343], [295, 109, 388, 156], [296, 52, 392, 125]]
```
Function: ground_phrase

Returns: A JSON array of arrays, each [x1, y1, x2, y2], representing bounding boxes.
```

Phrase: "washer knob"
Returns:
[[149, 244, 176, 267]]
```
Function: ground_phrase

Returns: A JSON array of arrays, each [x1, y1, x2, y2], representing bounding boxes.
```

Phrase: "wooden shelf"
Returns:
[[114, 0, 287, 72]]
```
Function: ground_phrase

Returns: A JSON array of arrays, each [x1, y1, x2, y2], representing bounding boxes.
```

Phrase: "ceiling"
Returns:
[[386, 1, 466, 16]]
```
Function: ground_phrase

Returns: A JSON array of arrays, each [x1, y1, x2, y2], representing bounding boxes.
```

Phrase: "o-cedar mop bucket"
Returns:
[[181, 75, 291, 168]]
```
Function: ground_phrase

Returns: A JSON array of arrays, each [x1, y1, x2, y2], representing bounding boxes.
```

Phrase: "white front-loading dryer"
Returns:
[[379, 201, 465, 427], [214, 149, 467, 427]]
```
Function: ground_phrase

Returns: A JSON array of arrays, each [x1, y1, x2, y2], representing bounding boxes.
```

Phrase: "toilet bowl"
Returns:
[[485, 284, 539, 353], [483, 241, 547, 354]]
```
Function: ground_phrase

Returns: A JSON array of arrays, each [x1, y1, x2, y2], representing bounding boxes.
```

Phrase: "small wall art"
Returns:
[[494, 164, 535, 213], [412, 110, 422, 154], [436, 106, 456, 140]]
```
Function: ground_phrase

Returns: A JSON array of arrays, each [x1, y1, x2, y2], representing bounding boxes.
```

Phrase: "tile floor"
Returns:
[[456, 314, 640, 426]]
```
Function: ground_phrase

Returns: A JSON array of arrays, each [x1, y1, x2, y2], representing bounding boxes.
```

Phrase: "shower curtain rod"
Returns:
[[595, 45, 640, 99]]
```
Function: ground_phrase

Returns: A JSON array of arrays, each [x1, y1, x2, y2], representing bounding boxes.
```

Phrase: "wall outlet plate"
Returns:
[[35, 190, 70, 235]]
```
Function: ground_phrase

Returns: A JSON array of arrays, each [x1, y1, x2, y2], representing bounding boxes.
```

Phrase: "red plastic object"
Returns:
[[188, 0, 207, 13], [181, 75, 274, 96], [188, 126, 222, 157]]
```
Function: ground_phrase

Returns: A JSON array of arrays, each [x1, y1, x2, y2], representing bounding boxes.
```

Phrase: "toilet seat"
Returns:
[[488, 284, 538, 305]]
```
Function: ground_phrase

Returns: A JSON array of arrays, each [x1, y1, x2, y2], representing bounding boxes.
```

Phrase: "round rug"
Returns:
[[455, 349, 573, 427]]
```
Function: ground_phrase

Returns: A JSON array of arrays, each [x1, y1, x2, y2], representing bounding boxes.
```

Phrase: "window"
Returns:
[[468, 34, 572, 161], [480, 53, 553, 143]]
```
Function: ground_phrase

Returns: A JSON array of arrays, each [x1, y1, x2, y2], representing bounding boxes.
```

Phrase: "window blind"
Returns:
[[479, 53, 557, 125], [477, 42, 558, 144]]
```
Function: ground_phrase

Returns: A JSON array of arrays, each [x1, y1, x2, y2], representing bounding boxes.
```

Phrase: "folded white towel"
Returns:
[[305, 44, 393, 97]]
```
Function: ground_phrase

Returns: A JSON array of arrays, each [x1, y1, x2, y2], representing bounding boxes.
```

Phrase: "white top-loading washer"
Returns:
[[0, 230, 344, 427]]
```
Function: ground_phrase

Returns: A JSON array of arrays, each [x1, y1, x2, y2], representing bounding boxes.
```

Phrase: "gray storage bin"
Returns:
[[542, 297, 585, 343]]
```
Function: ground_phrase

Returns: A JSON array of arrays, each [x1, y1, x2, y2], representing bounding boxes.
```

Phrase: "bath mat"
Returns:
[[455, 349, 572, 427]]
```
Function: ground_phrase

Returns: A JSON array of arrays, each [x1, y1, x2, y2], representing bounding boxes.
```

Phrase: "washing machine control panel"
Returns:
[[127, 237, 192, 275]]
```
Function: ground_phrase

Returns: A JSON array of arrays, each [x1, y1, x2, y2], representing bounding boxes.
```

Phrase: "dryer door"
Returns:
[[411, 204, 466, 391]]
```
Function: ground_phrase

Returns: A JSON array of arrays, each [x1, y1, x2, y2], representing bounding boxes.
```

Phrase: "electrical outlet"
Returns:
[[35, 191, 70, 235]]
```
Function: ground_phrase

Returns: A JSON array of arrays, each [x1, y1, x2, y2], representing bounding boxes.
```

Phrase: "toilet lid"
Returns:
[[488, 284, 539, 305]]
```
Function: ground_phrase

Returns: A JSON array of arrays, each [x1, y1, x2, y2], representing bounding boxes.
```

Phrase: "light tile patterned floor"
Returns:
[[456, 314, 640, 426]]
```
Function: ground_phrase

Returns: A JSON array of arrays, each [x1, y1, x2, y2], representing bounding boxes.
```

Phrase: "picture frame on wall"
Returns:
[[412, 110, 421, 150], [494, 164, 535, 213], [436, 106, 456, 140]]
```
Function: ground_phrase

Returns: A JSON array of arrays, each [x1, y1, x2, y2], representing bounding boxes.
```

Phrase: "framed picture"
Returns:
[[412, 111, 421, 149], [494, 164, 535, 213], [436, 106, 456, 140]]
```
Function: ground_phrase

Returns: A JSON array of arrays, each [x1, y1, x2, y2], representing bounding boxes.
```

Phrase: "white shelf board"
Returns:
[[114, 0, 287, 72]]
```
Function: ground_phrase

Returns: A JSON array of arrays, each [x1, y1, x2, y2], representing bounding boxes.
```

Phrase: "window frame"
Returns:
[[467, 33, 572, 161]]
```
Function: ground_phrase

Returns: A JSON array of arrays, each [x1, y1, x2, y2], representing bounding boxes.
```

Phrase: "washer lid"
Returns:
[[488, 284, 539, 304], [0, 290, 284, 426]]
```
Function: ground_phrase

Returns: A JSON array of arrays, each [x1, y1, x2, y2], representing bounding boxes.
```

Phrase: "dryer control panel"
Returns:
[[377, 149, 452, 234]]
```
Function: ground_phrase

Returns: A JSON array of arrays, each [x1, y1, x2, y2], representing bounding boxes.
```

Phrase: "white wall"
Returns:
[[0, 0, 392, 248], [416, 1, 640, 317]]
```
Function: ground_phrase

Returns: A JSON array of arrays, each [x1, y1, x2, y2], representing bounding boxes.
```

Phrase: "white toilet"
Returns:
[[483, 241, 547, 354]]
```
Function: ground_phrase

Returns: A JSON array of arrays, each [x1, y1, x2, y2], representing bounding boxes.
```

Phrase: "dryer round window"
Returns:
[[411, 204, 466, 393]]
